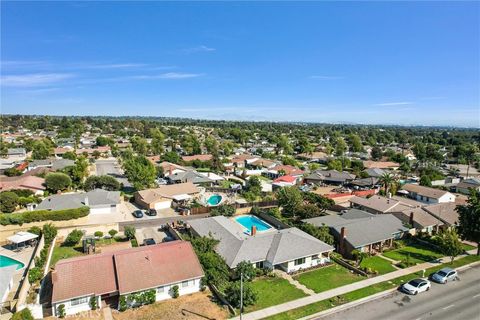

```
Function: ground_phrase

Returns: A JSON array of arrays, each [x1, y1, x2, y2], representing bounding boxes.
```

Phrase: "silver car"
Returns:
[[431, 268, 458, 284]]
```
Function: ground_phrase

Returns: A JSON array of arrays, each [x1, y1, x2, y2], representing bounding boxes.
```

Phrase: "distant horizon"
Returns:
[[3, 113, 478, 129], [1, 2, 479, 127]]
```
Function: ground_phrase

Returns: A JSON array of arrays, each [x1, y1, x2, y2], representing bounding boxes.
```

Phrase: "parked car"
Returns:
[[132, 210, 144, 218], [146, 209, 157, 216], [431, 268, 458, 284], [143, 238, 156, 246], [401, 278, 431, 295]]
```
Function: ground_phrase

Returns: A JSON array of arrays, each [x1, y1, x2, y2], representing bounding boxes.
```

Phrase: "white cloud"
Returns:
[[130, 72, 204, 80], [86, 63, 147, 69], [374, 101, 414, 106], [1, 73, 74, 87], [309, 75, 344, 80], [182, 45, 216, 53]]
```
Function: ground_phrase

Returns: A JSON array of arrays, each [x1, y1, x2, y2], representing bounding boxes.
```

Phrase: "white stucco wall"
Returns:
[[155, 277, 202, 301], [279, 254, 331, 273], [53, 295, 99, 316]]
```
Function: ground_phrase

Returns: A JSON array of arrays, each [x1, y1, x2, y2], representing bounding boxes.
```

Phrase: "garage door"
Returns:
[[90, 206, 114, 214], [154, 200, 171, 210]]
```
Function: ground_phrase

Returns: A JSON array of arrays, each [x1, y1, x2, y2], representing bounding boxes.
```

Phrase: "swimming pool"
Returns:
[[0, 255, 25, 270], [235, 215, 272, 233], [207, 194, 223, 206]]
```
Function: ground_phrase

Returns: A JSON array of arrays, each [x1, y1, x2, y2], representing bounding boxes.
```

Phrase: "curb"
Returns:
[[299, 260, 480, 320]]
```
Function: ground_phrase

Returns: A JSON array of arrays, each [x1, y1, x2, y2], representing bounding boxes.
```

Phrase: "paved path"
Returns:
[[316, 263, 480, 320], [234, 251, 478, 320], [377, 254, 401, 269], [274, 270, 315, 296], [102, 307, 113, 320]]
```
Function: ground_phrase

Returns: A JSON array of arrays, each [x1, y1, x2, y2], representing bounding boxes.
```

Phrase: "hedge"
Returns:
[[0, 206, 89, 226]]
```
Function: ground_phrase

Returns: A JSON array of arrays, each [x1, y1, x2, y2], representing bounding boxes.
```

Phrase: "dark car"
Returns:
[[143, 238, 156, 246], [132, 210, 144, 218], [146, 209, 157, 216]]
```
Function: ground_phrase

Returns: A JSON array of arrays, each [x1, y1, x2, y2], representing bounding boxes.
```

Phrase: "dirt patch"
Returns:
[[112, 291, 229, 320]]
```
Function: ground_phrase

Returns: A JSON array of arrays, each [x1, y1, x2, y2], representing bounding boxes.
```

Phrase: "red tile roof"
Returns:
[[52, 241, 204, 302], [181, 154, 213, 162], [0, 175, 46, 192], [271, 165, 304, 176], [273, 175, 297, 183]]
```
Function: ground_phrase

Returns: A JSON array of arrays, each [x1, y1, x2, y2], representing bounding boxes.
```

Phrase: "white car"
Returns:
[[401, 278, 431, 295]]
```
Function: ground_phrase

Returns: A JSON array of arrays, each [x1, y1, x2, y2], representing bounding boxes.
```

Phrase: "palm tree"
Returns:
[[379, 172, 395, 196]]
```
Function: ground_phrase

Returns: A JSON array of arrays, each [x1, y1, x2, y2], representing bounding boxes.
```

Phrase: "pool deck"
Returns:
[[0, 245, 35, 303], [230, 214, 277, 236]]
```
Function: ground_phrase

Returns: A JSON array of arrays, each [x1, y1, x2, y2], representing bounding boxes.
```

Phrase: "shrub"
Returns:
[[210, 204, 235, 217], [131, 238, 138, 247], [57, 304, 66, 318], [0, 206, 89, 226], [12, 308, 34, 320], [171, 285, 179, 298], [0, 191, 19, 213], [64, 229, 83, 246], [27, 226, 42, 236], [124, 226, 136, 239], [90, 296, 98, 310], [108, 229, 118, 237], [42, 223, 57, 244], [45, 172, 72, 193], [119, 296, 127, 312], [28, 267, 42, 284], [94, 231, 104, 237]]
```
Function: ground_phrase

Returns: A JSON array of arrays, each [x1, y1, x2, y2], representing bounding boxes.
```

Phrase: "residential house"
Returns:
[[7, 148, 27, 161], [266, 165, 304, 180], [272, 175, 298, 190], [393, 207, 444, 235], [362, 160, 399, 170], [51, 241, 203, 316], [304, 170, 356, 186], [349, 195, 414, 215], [27, 159, 75, 172], [349, 177, 379, 189], [134, 182, 200, 210], [364, 168, 386, 178], [36, 189, 120, 214], [402, 184, 456, 204], [76, 146, 111, 157], [166, 170, 214, 186], [0, 175, 46, 195], [455, 178, 480, 195], [296, 152, 329, 163], [181, 154, 213, 162], [54, 147, 74, 158], [422, 202, 459, 228], [304, 209, 409, 258], [189, 216, 333, 273]]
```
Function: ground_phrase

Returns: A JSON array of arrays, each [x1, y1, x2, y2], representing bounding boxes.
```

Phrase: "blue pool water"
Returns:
[[235, 215, 272, 233], [207, 194, 222, 206], [0, 255, 25, 270]]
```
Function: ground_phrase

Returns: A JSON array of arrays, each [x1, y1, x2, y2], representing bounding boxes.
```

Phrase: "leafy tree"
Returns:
[[457, 190, 480, 255], [124, 226, 136, 239], [327, 159, 343, 171], [437, 229, 464, 263], [419, 175, 432, 187], [302, 192, 334, 213], [276, 187, 303, 218], [0, 191, 19, 213], [296, 204, 323, 219], [4, 168, 22, 177], [379, 172, 395, 196], [351, 249, 368, 266], [42, 223, 58, 243], [131, 136, 149, 155], [335, 137, 347, 157], [245, 176, 262, 197], [45, 172, 72, 193], [31, 141, 51, 159], [349, 134, 363, 153], [96, 136, 113, 147], [413, 143, 427, 162], [234, 261, 256, 281], [371, 146, 383, 161], [210, 204, 236, 217], [62, 151, 76, 160], [225, 281, 257, 309], [123, 156, 156, 190], [299, 223, 334, 245], [84, 175, 120, 191], [28, 266, 43, 284], [12, 308, 34, 320], [150, 128, 165, 155], [161, 151, 181, 164]]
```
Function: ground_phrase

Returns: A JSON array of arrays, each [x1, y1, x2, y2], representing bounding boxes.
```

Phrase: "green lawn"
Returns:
[[243, 277, 307, 313], [294, 264, 365, 293], [264, 255, 480, 320], [50, 245, 84, 267], [382, 243, 443, 265], [359, 256, 396, 275], [462, 243, 476, 252]]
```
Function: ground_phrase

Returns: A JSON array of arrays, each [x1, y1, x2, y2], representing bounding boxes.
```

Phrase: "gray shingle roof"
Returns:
[[305, 170, 356, 183], [188, 216, 333, 268], [36, 189, 120, 210], [167, 170, 213, 184]]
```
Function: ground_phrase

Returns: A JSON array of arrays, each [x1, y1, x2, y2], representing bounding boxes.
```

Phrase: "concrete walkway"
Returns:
[[274, 270, 315, 296], [102, 307, 113, 320], [377, 254, 401, 270], [234, 250, 478, 320]]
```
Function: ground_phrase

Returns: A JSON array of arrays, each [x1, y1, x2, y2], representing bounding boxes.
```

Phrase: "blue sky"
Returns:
[[1, 1, 479, 127]]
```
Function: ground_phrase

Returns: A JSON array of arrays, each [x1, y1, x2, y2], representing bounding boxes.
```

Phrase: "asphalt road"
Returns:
[[94, 159, 132, 187], [320, 264, 480, 320]]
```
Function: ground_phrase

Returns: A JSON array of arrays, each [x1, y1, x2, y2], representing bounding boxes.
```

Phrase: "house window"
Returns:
[[255, 261, 264, 268], [294, 258, 306, 266], [182, 281, 189, 288], [70, 296, 89, 306], [189, 280, 195, 287], [157, 286, 164, 293], [312, 254, 319, 260]]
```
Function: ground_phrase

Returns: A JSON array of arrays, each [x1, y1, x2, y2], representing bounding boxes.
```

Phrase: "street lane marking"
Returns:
[[442, 304, 455, 310]]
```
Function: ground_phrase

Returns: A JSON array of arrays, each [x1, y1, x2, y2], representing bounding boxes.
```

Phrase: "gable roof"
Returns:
[[402, 184, 451, 199], [181, 154, 213, 162], [305, 170, 356, 183], [362, 161, 399, 169], [273, 175, 297, 183], [167, 170, 213, 184], [350, 195, 414, 213], [364, 168, 386, 178], [393, 207, 443, 229], [269, 165, 304, 176], [136, 182, 200, 204], [188, 216, 333, 268], [52, 241, 203, 303], [423, 202, 459, 226], [0, 175, 46, 192]]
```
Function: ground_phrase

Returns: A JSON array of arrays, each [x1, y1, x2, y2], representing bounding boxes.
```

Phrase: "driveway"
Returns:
[[94, 159, 132, 188], [136, 227, 169, 245]]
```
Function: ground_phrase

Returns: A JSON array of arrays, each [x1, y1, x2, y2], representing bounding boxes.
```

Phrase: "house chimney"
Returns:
[[51, 271, 58, 283], [339, 227, 347, 255], [169, 166, 173, 176], [84, 196, 89, 206], [251, 226, 257, 236], [409, 212, 414, 226]]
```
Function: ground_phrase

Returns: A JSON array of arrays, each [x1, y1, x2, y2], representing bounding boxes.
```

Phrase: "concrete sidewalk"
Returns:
[[234, 250, 478, 320]]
